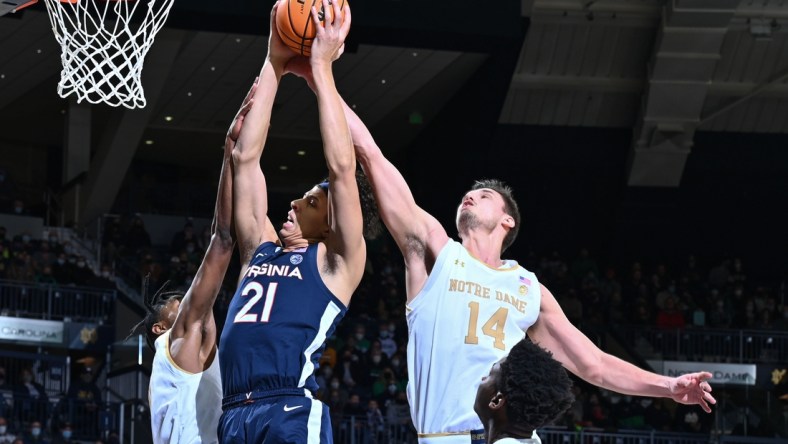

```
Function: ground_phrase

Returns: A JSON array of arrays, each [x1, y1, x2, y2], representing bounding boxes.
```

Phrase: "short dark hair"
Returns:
[[499, 339, 574, 431], [128, 277, 184, 350], [320, 167, 382, 240], [471, 179, 520, 252]]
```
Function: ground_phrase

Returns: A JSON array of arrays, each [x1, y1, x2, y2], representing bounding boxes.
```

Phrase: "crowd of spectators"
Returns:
[[0, 227, 114, 290], [0, 207, 785, 440], [0, 361, 112, 444]]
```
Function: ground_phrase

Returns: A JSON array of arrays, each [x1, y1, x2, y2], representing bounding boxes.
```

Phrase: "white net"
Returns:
[[42, 0, 175, 109]]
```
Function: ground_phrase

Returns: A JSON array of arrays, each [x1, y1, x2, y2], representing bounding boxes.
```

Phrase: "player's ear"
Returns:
[[152, 322, 167, 335], [488, 392, 505, 411], [502, 215, 515, 230]]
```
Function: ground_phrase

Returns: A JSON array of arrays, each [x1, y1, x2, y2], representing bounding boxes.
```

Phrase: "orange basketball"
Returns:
[[275, 0, 347, 56]]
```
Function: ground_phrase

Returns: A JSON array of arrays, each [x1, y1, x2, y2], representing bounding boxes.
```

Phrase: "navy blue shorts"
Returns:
[[219, 395, 332, 443]]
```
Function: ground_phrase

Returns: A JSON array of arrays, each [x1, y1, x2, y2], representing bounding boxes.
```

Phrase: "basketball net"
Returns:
[[42, 0, 175, 109]]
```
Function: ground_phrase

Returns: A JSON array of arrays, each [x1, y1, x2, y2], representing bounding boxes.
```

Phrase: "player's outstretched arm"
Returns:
[[233, 0, 294, 264], [169, 81, 256, 373], [309, 0, 364, 304], [285, 59, 447, 259], [528, 284, 717, 412]]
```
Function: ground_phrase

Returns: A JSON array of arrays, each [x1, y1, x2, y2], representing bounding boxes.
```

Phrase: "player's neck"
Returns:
[[461, 231, 504, 268], [281, 236, 309, 251]]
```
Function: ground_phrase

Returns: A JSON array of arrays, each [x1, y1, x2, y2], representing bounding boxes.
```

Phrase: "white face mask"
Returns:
[[0, 425, 7, 434]]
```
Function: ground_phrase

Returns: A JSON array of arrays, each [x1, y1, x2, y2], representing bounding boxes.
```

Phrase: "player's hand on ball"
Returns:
[[310, 0, 351, 66]]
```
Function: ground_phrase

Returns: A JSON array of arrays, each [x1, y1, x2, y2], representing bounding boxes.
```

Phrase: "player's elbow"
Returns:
[[211, 230, 234, 252], [231, 142, 258, 167]]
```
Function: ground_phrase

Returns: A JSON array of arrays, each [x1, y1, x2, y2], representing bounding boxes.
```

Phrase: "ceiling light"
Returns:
[[187, 92, 192, 97], [381, 79, 386, 84], [145, 140, 154, 145], [412, 52, 418, 57], [297, 150, 306, 156], [210, 66, 216, 71], [235, 37, 241, 43], [164, 116, 173, 122], [351, 104, 357, 109], [279, 165, 288, 170], [36, 49, 42, 54]]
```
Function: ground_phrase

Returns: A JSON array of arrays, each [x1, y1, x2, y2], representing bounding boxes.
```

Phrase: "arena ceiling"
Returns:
[[1, 0, 788, 223]]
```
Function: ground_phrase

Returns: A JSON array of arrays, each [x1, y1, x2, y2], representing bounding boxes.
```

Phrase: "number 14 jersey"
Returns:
[[406, 239, 541, 435], [219, 242, 347, 398]]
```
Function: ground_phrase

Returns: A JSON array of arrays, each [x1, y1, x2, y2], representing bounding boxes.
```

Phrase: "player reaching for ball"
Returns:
[[218, 0, 379, 443]]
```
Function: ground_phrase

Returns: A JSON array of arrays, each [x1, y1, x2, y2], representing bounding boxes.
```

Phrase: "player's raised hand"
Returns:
[[267, 0, 296, 69], [226, 77, 259, 150], [310, 0, 350, 66], [668, 371, 716, 413]]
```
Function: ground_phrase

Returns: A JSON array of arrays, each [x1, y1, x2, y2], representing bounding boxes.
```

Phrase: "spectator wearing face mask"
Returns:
[[0, 416, 15, 444], [70, 257, 93, 286], [11, 200, 27, 216], [377, 322, 397, 359], [22, 420, 48, 444], [51, 254, 72, 284], [50, 424, 74, 444]]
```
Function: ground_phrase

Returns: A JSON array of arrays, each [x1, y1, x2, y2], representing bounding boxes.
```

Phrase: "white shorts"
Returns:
[[417, 430, 542, 444]]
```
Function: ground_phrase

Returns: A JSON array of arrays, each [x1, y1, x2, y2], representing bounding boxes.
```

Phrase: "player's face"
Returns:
[[473, 357, 505, 421], [282, 186, 329, 240], [456, 188, 507, 233]]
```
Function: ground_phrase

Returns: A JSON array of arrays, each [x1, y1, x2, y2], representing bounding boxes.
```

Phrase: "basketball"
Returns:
[[275, 0, 347, 56]]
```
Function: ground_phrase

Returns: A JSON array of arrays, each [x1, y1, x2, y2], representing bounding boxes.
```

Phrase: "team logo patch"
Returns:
[[519, 285, 528, 295], [290, 254, 303, 265]]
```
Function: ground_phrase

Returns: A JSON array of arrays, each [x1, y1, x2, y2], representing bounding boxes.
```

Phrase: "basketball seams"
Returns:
[[277, 0, 346, 57]]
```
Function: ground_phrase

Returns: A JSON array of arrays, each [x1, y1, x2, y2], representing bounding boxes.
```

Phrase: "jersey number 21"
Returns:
[[233, 282, 278, 323]]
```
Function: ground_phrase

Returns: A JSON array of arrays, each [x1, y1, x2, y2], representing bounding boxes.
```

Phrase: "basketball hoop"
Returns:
[[42, 0, 175, 109]]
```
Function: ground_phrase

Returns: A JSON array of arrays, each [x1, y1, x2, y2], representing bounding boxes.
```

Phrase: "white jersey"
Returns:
[[495, 439, 539, 444], [150, 331, 222, 444], [406, 240, 540, 436]]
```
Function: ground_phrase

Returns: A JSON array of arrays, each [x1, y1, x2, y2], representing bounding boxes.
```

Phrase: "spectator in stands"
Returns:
[[86, 265, 115, 290], [10, 440, 22, 444], [385, 391, 412, 443], [13, 368, 48, 425], [34, 266, 57, 286], [64, 366, 100, 438], [353, 324, 371, 354], [21, 420, 48, 444], [11, 200, 27, 216], [169, 221, 195, 255], [339, 341, 366, 389], [655, 296, 686, 330], [49, 423, 74, 444], [124, 216, 151, 255], [708, 298, 732, 328], [70, 257, 92, 286], [0, 369, 10, 418], [365, 399, 385, 443], [0, 416, 15, 444], [377, 322, 397, 359], [51, 254, 71, 285]]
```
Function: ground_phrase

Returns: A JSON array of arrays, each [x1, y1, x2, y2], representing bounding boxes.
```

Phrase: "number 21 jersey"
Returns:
[[219, 242, 347, 398]]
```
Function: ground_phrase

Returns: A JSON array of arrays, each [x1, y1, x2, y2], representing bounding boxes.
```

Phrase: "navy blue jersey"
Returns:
[[219, 242, 347, 397]]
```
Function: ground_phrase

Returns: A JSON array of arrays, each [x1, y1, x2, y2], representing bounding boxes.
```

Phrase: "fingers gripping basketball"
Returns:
[[275, 0, 347, 56]]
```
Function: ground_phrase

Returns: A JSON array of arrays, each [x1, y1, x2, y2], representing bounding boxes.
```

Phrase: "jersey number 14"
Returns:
[[464, 301, 508, 350]]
